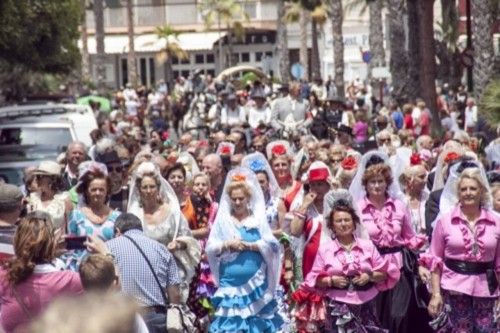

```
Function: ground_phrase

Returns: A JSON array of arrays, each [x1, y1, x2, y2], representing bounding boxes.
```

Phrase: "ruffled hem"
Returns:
[[213, 280, 268, 308], [374, 258, 401, 291], [214, 262, 266, 297], [209, 313, 284, 333], [197, 284, 217, 298], [214, 292, 277, 318], [291, 288, 326, 322], [418, 252, 443, 272]]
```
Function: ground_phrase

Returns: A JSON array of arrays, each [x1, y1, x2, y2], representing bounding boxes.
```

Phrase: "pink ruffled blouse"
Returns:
[[358, 196, 426, 268], [304, 236, 400, 305], [419, 205, 499, 298]]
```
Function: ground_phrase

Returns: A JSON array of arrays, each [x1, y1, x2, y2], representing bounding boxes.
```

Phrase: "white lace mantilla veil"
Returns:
[[241, 152, 282, 199], [434, 160, 492, 228], [206, 167, 282, 292], [177, 151, 200, 182], [127, 161, 183, 237], [432, 145, 465, 192], [323, 189, 369, 240], [349, 150, 406, 212]]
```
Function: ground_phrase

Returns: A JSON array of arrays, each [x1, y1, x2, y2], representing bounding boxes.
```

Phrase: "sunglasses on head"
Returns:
[[379, 137, 391, 143]]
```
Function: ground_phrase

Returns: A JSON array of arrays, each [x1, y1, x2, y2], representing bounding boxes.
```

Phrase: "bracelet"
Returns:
[[293, 211, 306, 220]]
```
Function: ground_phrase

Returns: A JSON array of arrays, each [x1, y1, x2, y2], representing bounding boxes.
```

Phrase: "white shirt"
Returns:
[[247, 106, 271, 129], [464, 105, 478, 129], [221, 106, 245, 126]]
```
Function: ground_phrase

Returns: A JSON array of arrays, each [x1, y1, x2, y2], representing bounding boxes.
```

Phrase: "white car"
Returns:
[[0, 103, 97, 147]]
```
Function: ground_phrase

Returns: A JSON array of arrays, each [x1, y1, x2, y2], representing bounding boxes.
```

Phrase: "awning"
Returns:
[[80, 31, 226, 54]]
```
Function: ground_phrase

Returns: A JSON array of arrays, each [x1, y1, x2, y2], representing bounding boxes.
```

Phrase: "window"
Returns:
[[206, 54, 215, 63], [0, 127, 72, 147], [265, 51, 273, 57], [255, 52, 263, 61], [121, 58, 128, 87], [173, 71, 179, 79], [172, 57, 179, 65], [232, 53, 240, 63], [181, 70, 190, 78], [140, 58, 147, 86], [195, 54, 205, 64], [241, 52, 250, 62], [207, 69, 215, 77], [181, 56, 190, 64], [149, 58, 155, 86]]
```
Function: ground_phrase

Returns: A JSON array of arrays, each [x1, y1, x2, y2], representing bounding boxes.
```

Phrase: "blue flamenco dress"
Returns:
[[209, 226, 284, 333]]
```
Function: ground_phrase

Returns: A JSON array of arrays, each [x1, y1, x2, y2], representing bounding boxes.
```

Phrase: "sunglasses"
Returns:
[[379, 138, 391, 144]]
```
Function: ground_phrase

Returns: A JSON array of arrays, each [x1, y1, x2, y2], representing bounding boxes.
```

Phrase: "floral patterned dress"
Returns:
[[63, 209, 121, 271]]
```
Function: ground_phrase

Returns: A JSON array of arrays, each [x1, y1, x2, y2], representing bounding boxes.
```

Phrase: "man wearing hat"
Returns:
[[247, 89, 271, 130], [96, 150, 129, 212], [220, 93, 245, 130], [0, 183, 24, 262]]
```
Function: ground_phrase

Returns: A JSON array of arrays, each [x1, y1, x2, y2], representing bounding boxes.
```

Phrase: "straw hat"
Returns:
[[32, 161, 62, 176]]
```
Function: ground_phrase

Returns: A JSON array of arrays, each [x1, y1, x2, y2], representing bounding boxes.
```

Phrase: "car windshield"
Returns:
[[0, 127, 72, 147]]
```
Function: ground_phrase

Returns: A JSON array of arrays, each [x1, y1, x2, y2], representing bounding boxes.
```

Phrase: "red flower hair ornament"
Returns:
[[220, 146, 232, 155], [341, 156, 357, 170], [444, 151, 461, 163], [410, 153, 422, 166], [271, 144, 287, 156]]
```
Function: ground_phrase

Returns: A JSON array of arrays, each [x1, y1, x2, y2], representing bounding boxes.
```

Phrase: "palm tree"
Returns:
[[344, 0, 386, 79], [471, 0, 496, 100], [435, 0, 462, 89], [406, 0, 420, 100], [198, 0, 248, 71], [479, 78, 500, 129], [310, 4, 328, 80], [367, 0, 385, 72], [275, 0, 291, 83], [386, 0, 410, 103], [155, 25, 188, 88], [417, 0, 439, 134], [93, 0, 105, 92], [284, 2, 309, 80], [80, 0, 90, 82], [126, 0, 138, 87], [326, 0, 345, 99]]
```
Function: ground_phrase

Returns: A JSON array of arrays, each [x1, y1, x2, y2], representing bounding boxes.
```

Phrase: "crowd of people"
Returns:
[[0, 74, 499, 333]]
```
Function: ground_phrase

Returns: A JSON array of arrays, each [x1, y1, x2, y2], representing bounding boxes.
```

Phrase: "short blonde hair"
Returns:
[[192, 172, 211, 187], [457, 168, 491, 206]]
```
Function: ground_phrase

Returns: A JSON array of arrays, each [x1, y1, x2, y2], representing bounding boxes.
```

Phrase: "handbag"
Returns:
[[123, 235, 197, 333]]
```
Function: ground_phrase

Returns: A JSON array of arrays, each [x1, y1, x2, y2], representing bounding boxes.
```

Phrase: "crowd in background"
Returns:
[[0, 73, 499, 333]]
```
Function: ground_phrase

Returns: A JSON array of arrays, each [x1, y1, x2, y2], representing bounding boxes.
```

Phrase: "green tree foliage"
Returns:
[[0, 0, 81, 74]]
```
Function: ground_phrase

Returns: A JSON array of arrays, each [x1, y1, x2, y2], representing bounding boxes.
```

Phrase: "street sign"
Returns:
[[362, 50, 372, 64], [291, 63, 305, 79]]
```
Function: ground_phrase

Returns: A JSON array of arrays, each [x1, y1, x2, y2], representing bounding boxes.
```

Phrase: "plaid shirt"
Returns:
[[106, 229, 180, 307]]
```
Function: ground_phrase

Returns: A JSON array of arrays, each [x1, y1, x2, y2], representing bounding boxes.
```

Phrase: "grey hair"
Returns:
[[95, 138, 115, 155], [114, 213, 143, 234]]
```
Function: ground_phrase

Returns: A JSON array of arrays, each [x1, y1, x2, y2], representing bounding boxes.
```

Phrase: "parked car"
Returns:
[[0, 103, 98, 147], [0, 145, 62, 186]]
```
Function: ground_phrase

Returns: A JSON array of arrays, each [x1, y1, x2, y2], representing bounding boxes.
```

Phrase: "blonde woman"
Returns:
[[420, 163, 499, 332]]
